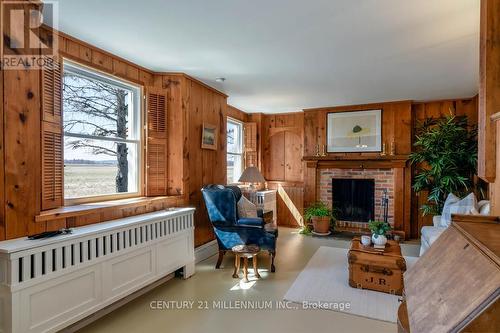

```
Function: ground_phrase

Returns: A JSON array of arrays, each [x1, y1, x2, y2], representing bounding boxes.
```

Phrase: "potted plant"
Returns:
[[410, 114, 478, 216], [368, 220, 391, 246], [304, 202, 333, 234]]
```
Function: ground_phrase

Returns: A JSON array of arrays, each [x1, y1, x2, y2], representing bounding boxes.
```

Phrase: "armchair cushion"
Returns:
[[237, 196, 258, 218], [213, 225, 277, 251], [236, 217, 264, 228]]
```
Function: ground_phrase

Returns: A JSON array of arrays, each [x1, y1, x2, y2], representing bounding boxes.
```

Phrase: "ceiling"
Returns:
[[52, 0, 480, 113]]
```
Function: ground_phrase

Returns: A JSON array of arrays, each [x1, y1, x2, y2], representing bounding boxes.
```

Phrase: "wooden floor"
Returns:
[[77, 228, 420, 333]]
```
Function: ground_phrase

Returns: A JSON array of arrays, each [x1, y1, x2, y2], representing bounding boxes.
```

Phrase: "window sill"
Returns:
[[36, 196, 185, 223]]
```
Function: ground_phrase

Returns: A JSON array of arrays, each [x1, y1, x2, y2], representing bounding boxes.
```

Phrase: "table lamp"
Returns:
[[238, 166, 266, 190]]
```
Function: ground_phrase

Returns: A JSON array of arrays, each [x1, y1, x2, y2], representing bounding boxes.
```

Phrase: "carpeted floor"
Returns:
[[284, 246, 418, 323]]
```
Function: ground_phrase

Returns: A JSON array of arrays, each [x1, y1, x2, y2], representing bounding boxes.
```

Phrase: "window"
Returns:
[[227, 119, 244, 184], [63, 61, 142, 202]]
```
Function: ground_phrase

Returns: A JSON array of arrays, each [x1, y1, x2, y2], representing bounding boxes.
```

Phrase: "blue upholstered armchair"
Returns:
[[201, 185, 278, 272]]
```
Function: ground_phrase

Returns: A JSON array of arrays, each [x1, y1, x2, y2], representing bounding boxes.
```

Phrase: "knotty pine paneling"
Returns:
[[267, 132, 286, 180], [268, 182, 304, 228], [0, 23, 233, 242], [159, 74, 188, 196], [303, 101, 413, 157], [492, 120, 500, 215], [53, 28, 155, 87], [4, 66, 43, 238], [0, 56, 4, 240], [260, 113, 305, 227], [184, 79, 228, 246], [262, 113, 304, 182], [227, 105, 249, 122], [413, 97, 478, 125], [479, 0, 500, 183], [248, 113, 263, 170]]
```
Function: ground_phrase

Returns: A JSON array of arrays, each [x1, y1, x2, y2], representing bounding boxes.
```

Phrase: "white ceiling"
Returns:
[[52, 0, 480, 113]]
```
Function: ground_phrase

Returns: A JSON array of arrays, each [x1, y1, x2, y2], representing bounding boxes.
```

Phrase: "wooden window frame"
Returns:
[[227, 117, 244, 185], [62, 60, 145, 206]]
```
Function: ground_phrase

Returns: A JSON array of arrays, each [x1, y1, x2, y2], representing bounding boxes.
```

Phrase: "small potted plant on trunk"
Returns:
[[304, 202, 333, 234], [368, 220, 391, 246]]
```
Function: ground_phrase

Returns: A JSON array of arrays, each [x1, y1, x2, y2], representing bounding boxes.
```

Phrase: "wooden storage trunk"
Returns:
[[348, 238, 407, 295]]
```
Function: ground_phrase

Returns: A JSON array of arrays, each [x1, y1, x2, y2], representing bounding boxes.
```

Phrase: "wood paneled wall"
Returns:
[[227, 105, 249, 123], [478, 0, 499, 183], [0, 22, 231, 245], [479, 0, 500, 215], [412, 98, 478, 125], [476, 0, 500, 224], [259, 113, 305, 227], [53, 31, 154, 88], [150, 74, 229, 246], [0, 9, 485, 242], [301, 101, 413, 236], [248, 113, 263, 170], [262, 113, 304, 182], [186, 79, 228, 246], [257, 99, 478, 238], [267, 181, 304, 228], [0, 56, 3, 241], [304, 101, 413, 157], [2, 2, 46, 239]]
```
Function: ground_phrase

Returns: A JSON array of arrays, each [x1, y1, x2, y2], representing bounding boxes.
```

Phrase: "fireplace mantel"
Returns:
[[303, 155, 409, 169]]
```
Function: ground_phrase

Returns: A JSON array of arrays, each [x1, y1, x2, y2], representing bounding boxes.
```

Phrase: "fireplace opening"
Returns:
[[332, 178, 375, 222]]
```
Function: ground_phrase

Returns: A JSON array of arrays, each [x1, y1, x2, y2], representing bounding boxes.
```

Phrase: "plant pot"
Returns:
[[312, 216, 330, 234], [372, 233, 387, 246]]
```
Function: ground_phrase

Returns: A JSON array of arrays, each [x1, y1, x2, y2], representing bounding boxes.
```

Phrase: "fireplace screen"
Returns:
[[332, 178, 375, 222]]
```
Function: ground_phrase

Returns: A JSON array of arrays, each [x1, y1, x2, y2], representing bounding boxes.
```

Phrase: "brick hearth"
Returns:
[[318, 168, 395, 227]]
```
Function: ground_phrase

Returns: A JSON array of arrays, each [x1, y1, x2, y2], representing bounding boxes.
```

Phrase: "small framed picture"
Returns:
[[327, 109, 382, 152], [201, 123, 218, 150]]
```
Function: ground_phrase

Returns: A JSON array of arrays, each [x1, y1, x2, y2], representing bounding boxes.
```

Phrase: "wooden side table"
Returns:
[[262, 210, 273, 224], [232, 244, 261, 282]]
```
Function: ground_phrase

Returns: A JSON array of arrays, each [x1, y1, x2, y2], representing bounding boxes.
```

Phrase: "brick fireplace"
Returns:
[[303, 157, 411, 238], [319, 168, 395, 229]]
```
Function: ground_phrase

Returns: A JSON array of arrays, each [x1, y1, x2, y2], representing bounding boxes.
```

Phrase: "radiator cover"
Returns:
[[0, 208, 195, 333]]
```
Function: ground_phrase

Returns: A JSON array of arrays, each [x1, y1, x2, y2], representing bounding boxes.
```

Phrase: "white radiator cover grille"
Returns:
[[0, 208, 195, 333]]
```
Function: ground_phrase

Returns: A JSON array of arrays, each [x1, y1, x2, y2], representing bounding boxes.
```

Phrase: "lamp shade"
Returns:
[[238, 166, 266, 183]]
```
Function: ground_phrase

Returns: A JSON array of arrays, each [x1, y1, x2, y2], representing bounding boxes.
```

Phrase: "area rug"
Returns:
[[283, 246, 418, 323]]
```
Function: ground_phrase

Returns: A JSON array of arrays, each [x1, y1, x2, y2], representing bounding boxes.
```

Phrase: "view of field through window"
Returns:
[[63, 63, 140, 199]]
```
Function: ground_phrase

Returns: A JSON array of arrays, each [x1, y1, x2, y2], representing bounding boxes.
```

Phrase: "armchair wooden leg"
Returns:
[[270, 250, 276, 273], [232, 255, 240, 278], [253, 255, 261, 278], [243, 257, 249, 282], [216, 250, 225, 269]]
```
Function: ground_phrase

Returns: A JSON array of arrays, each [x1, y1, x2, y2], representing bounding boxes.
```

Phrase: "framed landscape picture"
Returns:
[[327, 110, 382, 152], [201, 123, 218, 150]]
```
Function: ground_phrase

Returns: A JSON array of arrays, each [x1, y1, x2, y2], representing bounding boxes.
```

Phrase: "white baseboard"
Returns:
[[194, 240, 218, 263]]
